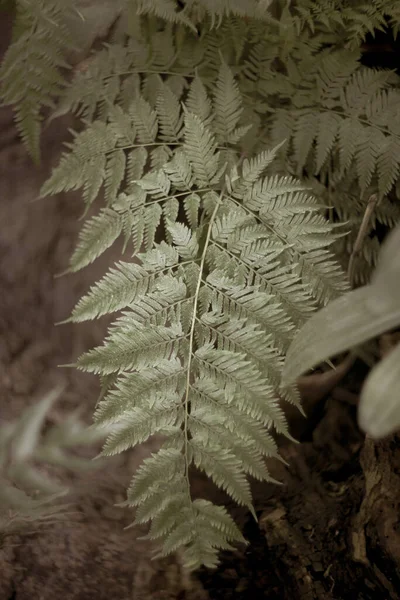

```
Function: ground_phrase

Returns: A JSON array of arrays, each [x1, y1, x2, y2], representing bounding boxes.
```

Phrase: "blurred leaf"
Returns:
[[358, 343, 400, 439], [0, 385, 110, 540], [10, 385, 64, 462], [282, 285, 400, 386], [283, 225, 400, 387]]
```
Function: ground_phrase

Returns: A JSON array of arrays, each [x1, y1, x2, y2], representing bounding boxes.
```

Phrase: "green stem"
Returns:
[[182, 189, 226, 498]]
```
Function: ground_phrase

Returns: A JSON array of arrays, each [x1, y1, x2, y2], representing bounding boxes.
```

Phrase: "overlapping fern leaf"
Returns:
[[134, 0, 274, 27], [292, 0, 400, 46], [44, 65, 348, 569], [258, 42, 400, 282], [264, 49, 400, 198], [0, 0, 78, 162]]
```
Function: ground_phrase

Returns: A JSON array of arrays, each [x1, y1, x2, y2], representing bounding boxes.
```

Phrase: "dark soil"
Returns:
[[1, 15, 400, 600], [199, 406, 400, 600]]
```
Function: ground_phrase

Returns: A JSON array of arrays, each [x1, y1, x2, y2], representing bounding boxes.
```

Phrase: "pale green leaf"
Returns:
[[68, 208, 123, 273], [358, 343, 400, 439]]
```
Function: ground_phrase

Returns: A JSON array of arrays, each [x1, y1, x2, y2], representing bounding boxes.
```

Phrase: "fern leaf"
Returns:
[[127, 447, 185, 506], [191, 442, 253, 509], [166, 221, 199, 259], [72, 243, 180, 323], [77, 320, 184, 375], [338, 117, 361, 175], [213, 60, 243, 142], [315, 112, 340, 174], [94, 356, 185, 427], [142, 73, 163, 109], [126, 148, 148, 193], [46, 60, 349, 567], [183, 193, 201, 228], [40, 122, 117, 202], [164, 149, 194, 191], [105, 149, 127, 204], [100, 395, 183, 455], [156, 84, 184, 142], [69, 209, 123, 273], [183, 112, 220, 186], [150, 145, 173, 169], [163, 197, 180, 236], [293, 111, 317, 175], [356, 128, 384, 196], [186, 77, 213, 128], [130, 95, 158, 143], [83, 154, 108, 206], [237, 147, 283, 196], [377, 138, 400, 198]]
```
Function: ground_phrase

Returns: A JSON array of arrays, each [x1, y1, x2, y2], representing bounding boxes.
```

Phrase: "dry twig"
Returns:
[[348, 193, 379, 285]]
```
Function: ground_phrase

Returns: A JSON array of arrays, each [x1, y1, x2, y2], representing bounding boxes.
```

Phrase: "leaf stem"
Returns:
[[182, 190, 225, 496]]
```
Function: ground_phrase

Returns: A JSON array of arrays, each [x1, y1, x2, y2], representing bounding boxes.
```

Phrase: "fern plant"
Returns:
[[34, 0, 400, 284], [4, 0, 400, 570], [41, 55, 348, 568]]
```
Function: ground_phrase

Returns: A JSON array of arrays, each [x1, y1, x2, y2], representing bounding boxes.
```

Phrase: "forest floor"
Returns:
[[1, 18, 400, 600]]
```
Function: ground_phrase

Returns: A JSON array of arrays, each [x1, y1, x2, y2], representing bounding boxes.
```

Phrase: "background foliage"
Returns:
[[1, 0, 399, 570], [0, 386, 107, 542]]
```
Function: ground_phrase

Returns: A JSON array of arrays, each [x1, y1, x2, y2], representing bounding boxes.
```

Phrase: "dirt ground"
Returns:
[[1, 16, 400, 600]]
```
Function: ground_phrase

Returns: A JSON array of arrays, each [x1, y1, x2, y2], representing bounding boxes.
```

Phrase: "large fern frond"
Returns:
[[46, 67, 348, 568]]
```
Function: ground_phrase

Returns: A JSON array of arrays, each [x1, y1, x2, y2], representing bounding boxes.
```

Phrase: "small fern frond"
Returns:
[[68, 208, 123, 273], [186, 76, 214, 127], [68, 254, 175, 322], [213, 59, 243, 142], [0, 0, 77, 161], [41, 121, 117, 200], [130, 95, 159, 143], [156, 84, 184, 141], [105, 149, 127, 204], [184, 111, 221, 186]]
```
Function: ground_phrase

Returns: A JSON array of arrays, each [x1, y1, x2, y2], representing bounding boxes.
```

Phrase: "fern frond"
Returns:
[[130, 94, 159, 143], [68, 209, 123, 273], [186, 76, 214, 128], [0, 0, 77, 161], [44, 46, 349, 569], [66, 110, 345, 567], [184, 111, 221, 185], [213, 59, 243, 142], [156, 83, 184, 141], [105, 149, 127, 204], [40, 121, 118, 201]]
